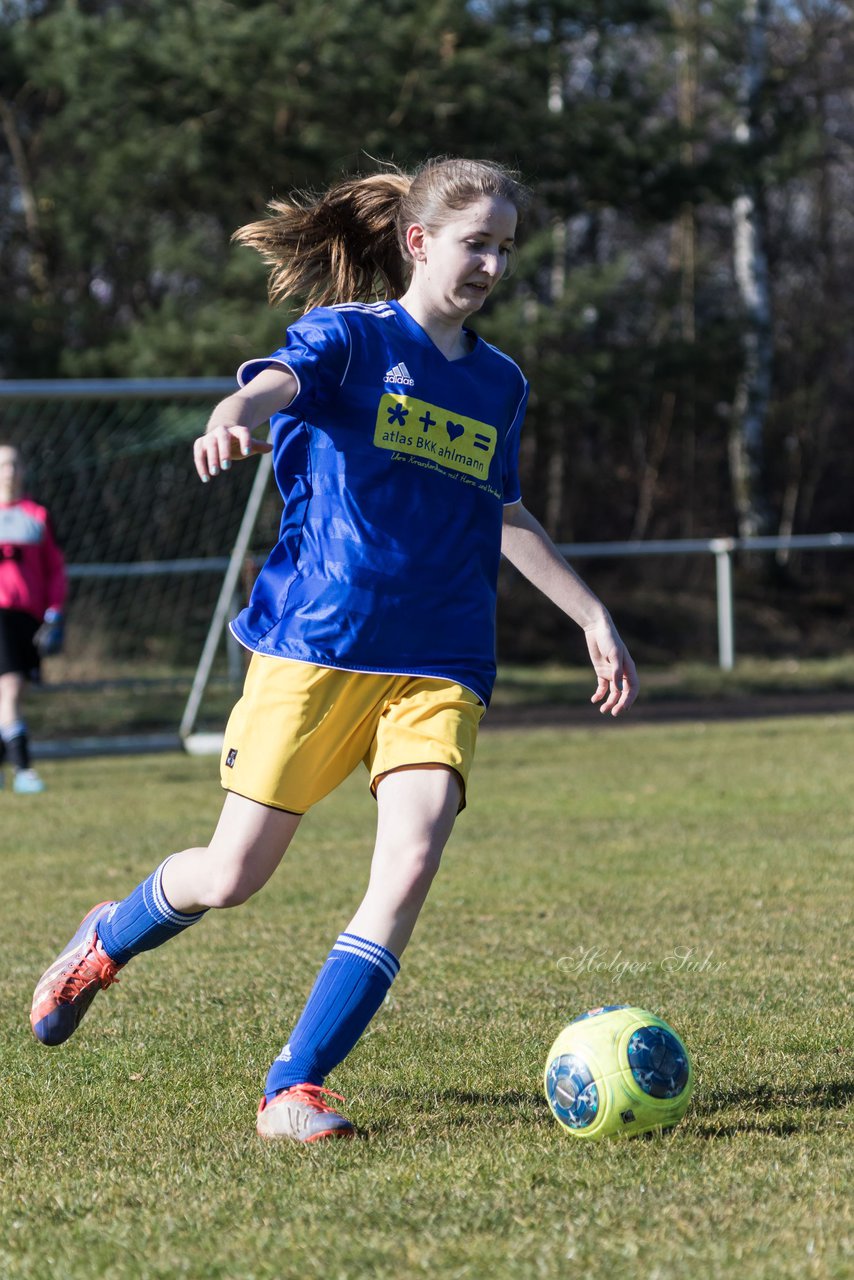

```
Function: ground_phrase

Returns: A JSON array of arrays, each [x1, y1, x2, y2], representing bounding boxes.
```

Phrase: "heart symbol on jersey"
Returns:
[[446, 421, 464, 442]]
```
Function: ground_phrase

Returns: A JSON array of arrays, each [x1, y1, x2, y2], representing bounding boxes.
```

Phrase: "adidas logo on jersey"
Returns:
[[383, 362, 415, 387]]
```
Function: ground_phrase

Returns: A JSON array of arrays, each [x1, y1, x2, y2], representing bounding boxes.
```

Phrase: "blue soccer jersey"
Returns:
[[230, 299, 528, 705]]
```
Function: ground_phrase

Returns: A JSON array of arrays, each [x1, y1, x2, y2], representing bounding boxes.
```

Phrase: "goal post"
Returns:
[[180, 448, 272, 752]]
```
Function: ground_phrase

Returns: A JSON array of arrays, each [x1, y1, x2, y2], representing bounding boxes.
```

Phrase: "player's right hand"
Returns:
[[194, 424, 273, 483]]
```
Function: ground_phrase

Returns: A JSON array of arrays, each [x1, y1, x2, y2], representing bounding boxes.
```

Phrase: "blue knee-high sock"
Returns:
[[265, 932, 400, 1098], [97, 857, 207, 965]]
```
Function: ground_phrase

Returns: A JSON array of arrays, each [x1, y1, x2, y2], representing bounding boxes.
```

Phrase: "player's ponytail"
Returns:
[[235, 157, 530, 309], [233, 172, 411, 310]]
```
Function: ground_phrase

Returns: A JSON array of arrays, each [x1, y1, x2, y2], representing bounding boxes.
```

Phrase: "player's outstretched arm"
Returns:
[[501, 500, 638, 716], [193, 366, 298, 482]]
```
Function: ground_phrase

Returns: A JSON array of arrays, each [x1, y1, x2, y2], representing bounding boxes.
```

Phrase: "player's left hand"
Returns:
[[36, 608, 64, 658], [584, 614, 638, 716]]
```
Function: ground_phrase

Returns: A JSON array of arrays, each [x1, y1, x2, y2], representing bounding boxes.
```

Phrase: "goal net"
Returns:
[[0, 381, 278, 752]]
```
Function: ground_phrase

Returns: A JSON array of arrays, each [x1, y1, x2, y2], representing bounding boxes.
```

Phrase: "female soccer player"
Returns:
[[31, 158, 638, 1141], [0, 443, 66, 794]]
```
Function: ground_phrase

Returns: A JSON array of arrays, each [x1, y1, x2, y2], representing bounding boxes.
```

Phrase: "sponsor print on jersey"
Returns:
[[374, 393, 497, 481]]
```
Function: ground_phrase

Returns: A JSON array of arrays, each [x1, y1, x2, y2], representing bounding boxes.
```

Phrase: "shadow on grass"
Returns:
[[691, 1077, 854, 1138], [366, 1080, 854, 1141], [366, 1086, 548, 1136], [437, 1087, 545, 1110]]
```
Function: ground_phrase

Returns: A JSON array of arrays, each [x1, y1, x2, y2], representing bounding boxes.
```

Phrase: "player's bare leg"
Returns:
[[160, 792, 302, 911], [0, 669, 24, 724], [346, 764, 461, 956], [0, 670, 43, 793]]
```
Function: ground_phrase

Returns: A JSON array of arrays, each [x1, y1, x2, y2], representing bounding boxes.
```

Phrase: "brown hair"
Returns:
[[234, 157, 530, 310]]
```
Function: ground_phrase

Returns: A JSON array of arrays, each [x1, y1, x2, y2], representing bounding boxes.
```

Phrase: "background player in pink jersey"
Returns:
[[0, 443, 66, 794], [31, 159, 638, 1141]]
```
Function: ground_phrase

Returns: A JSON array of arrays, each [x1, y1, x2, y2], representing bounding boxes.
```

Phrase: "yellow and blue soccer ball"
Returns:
[[544, 1005, 694, 1140]]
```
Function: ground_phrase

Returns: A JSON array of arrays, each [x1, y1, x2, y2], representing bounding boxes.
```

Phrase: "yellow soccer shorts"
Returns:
[[220, 654, 485, 814]]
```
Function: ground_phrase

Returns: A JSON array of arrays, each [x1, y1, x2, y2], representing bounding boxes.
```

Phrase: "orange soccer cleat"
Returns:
[[256, 1083, 356, 1143], [30, 902, 123, 1045]]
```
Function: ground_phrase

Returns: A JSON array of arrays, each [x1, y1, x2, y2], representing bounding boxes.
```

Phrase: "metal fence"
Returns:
[[556, 533, 854, 670]]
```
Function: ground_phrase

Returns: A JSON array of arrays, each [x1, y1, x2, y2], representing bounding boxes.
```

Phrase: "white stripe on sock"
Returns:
[[150, 859, 206, 926], [333, 936, 399, 984], [333, 943, 399, 984], [338, 932, 400, 969]]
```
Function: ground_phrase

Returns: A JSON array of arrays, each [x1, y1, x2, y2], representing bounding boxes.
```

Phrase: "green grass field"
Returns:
[[1, 715, 852, 1279]]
